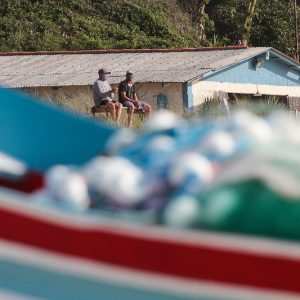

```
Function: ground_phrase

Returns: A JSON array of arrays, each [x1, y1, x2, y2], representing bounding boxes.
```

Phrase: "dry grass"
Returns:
[[52, 97, 146, 130]]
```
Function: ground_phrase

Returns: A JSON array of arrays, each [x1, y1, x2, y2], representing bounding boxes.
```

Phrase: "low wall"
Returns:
[[22, 82, 184, 115]]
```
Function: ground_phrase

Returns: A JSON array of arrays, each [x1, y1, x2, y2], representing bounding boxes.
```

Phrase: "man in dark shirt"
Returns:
[[118, 70, 152, 127]]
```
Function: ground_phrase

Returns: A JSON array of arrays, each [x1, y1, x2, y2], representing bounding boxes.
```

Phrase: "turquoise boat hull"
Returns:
[[0, 88, 114, 171]]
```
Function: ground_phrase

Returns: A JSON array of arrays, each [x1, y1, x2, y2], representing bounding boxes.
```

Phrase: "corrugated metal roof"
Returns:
[[0, 47, 270, 88]]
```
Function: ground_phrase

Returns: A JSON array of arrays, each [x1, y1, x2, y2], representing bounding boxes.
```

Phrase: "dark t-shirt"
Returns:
[[118, 80, 136, 103]]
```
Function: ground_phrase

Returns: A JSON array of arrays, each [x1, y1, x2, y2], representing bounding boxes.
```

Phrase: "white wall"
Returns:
[[192, 81, 300, 106], [23, 86, 95, 115], [136, 82, 183, 113]]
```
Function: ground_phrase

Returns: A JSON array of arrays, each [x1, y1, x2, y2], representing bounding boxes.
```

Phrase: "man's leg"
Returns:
[[115, 102, 123, 125], [106, 101, 116, 121], [142, 102, 152, 119], [124, 101, 134, 128]]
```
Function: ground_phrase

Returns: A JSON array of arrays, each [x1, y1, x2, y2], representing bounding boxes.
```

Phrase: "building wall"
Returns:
[[192, 53, 300, 106], [24, 86, 94, 115], [135, 82, 183, 113], [192, 81, 300, 106], [23, 82, 184, 115], [182, 82, 194, 110], [203, 53, 300, 87]]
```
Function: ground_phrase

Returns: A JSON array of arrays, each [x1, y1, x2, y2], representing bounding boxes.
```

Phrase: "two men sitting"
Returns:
[[93, 69, 152, 127]]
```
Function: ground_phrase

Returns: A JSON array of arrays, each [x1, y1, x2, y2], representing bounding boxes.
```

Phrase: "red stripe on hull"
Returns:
[[0, 172, 44, 193], [0, 206, 298, 294]]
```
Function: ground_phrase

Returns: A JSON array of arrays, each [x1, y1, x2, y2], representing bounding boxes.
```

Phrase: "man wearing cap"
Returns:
[[118, 70, 152, 127], [93, 68, 122, 125]]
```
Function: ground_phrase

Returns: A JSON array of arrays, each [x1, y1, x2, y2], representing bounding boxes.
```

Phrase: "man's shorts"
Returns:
[[98, 99, 117, 106], [123, 101, 147, 109]]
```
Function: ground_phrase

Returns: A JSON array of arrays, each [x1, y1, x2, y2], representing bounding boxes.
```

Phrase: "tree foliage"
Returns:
[[0, 0, 198, 51], [0, 0, 298, 57], [206, 0, 296, 56]]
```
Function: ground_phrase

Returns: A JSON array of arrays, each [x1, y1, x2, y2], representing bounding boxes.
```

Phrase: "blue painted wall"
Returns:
[[182, 82, 194, 109], [202, 54, 300, 86]]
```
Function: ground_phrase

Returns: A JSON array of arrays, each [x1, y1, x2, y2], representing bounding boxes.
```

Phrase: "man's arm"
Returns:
[[133, 84, 141, 107], [108, 84, 119, 98], [119, 82, 138, 105], [121, 92, 138, 104]]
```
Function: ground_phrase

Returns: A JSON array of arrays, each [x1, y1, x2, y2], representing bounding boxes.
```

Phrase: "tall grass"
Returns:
[[197, 95, 287, 119], [48, 89, 288, 129], [198, 97, 229, 118]]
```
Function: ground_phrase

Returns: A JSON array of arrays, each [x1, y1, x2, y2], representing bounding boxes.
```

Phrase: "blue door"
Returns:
[[157, 94, 168, 109]]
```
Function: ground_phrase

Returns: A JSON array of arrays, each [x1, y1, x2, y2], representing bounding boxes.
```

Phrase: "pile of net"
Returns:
[[29, 110, 300, 240]]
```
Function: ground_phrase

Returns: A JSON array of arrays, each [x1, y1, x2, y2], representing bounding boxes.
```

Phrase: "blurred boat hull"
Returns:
[[0, 190, 299, 300]]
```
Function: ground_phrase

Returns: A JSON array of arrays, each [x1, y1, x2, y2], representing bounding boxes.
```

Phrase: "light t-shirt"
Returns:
[[93, 79, 113, 106]]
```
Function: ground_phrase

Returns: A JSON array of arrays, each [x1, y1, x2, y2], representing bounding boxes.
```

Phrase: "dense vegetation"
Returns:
[[0, 0, 298, 58]]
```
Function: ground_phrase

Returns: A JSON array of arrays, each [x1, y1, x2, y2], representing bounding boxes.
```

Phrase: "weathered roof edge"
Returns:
[[269, 48, 300, 68], [0, 46, 247, 56]]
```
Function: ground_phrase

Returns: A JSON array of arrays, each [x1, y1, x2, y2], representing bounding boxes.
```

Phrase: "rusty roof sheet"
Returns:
[[0, 47, 270, 88]]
